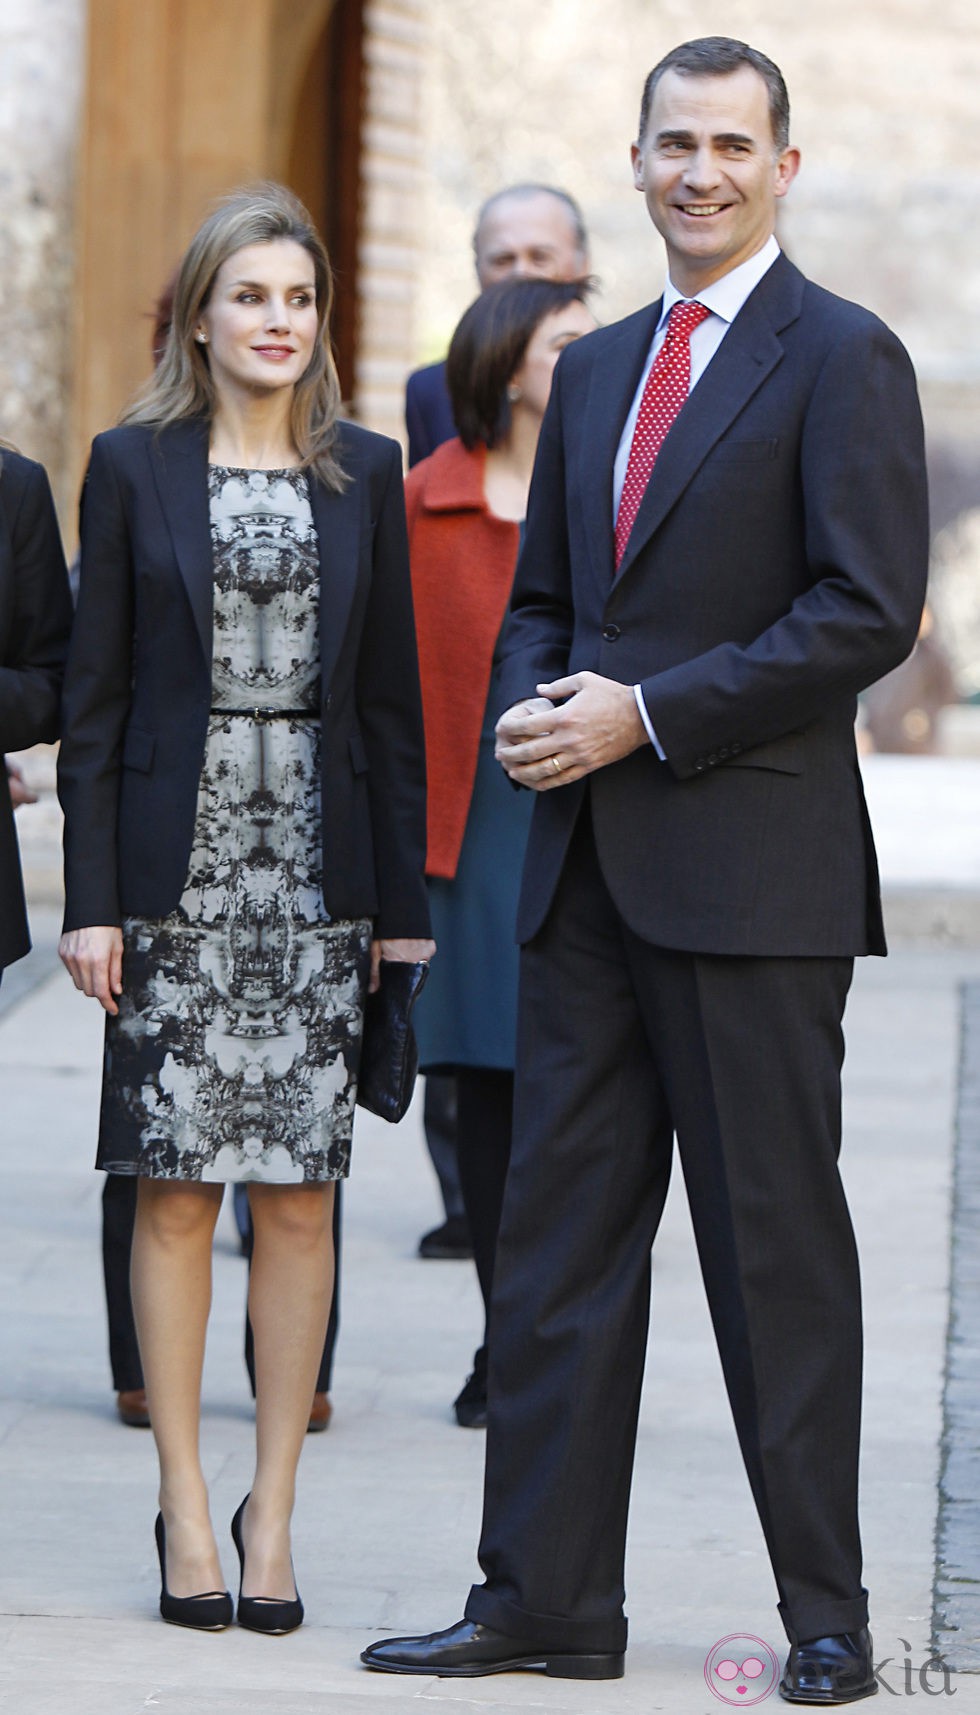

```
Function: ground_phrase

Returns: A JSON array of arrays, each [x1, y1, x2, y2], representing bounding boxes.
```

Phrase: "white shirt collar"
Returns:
[[658, 233, 781, 330]]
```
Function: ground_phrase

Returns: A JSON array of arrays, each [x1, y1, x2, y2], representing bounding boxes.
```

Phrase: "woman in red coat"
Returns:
[[406, 277, 594, 1425]]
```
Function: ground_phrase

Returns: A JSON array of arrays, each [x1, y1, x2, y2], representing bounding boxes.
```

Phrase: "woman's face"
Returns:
[[509, 300, 596, 420], [195, 238, 319, 399]]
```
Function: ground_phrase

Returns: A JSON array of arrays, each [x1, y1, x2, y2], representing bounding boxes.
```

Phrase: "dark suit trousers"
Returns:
[[102, 1175, 339, 1396], [465, 805, 868, 1651]]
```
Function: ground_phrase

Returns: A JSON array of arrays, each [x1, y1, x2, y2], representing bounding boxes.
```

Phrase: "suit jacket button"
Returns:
[[731, 741, 742, 754], [602, 624, 621, 642], [718, 746, 730, 760], [694, 759, 707, 773], [707, 752, 719, 766]]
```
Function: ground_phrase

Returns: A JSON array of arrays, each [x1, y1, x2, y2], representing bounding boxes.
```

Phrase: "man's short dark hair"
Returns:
[[447, 276, 592, 451], [638, 37, 790, 153], [472, 185, 589, 262]]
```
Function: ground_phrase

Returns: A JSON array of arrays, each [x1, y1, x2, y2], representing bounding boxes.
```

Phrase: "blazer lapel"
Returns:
[[148, 418, 213, 667], [579, 303, 662, 591], [309, 472, 361, 693], [615, 255, 804, 583]]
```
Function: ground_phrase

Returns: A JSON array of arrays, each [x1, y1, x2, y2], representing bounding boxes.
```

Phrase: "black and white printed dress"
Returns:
[[96, 466, 371, 1183]]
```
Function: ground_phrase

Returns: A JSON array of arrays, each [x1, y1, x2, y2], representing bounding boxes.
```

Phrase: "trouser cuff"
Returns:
[[779, 1590, 869, 1644], [465, 1585, 628, 1654]]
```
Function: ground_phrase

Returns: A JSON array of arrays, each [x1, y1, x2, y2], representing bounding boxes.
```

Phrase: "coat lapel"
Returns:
[[148, 418, 363, 695], [309, 467, 362, 694], [615, 254, 805, 584], [578, 302, 662, 591], [148, 418, 213, 667]]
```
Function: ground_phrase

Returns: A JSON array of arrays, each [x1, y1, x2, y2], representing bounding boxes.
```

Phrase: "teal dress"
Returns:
[[414, 536, 533, 1073]]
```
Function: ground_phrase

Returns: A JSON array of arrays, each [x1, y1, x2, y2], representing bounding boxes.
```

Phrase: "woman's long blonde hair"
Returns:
[[121, 182, 348, 491]]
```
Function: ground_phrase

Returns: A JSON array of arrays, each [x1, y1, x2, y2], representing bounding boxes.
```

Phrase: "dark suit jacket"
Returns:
[[58, 418, 430, 940], [0, 451, 72, 969], [496, 255, 929, 956], [405, 361, 456, 468]]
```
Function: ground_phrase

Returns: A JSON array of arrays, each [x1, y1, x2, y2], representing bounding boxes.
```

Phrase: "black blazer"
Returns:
[[58, 418, 430, 940], [0, 451, 73, 969], [497, 256, 930, 956], [405, 361, 456, 469]]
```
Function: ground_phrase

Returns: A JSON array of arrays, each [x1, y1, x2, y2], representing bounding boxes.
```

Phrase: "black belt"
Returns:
[[211, 707, 318, 723]]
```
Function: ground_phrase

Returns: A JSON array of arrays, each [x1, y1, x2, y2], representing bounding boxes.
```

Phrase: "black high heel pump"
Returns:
[[231, 1495, 304, 1635], [154, 1513, 233, 1630]]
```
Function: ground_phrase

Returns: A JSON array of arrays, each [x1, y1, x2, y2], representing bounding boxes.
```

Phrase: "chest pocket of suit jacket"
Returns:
[[709, 437, 780, 464], [692, 438, 782, 508]]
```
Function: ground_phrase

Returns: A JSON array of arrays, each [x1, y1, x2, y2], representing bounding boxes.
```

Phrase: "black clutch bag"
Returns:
[[356, 959, 429, 1124]]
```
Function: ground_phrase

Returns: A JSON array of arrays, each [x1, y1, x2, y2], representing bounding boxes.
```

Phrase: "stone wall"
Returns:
[[0, 0, 84, 516]]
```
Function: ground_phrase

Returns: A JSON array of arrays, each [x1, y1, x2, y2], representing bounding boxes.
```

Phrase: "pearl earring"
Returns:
[[507, 383, 521, 403], [195, 332, 208, 344]]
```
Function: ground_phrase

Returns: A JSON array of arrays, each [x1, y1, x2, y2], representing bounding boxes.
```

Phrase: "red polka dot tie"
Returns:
[[614, 299, 710, 570]]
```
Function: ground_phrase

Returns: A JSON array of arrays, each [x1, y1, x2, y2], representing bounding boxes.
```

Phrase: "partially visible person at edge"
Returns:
[[101, 270, 341, 1439], [406, 277, 595, 1429], [362, 35, 928, 1702], [406, 182, 591, 1269], [58, 182, 432, 1636], [0, 445, 72, 985]]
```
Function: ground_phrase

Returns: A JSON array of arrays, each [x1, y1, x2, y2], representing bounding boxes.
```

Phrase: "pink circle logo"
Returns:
[[704, 1634, 780, 1705]]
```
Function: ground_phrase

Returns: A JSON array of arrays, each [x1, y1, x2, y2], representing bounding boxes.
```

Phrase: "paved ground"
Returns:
[[2, 751, 979, 1712]]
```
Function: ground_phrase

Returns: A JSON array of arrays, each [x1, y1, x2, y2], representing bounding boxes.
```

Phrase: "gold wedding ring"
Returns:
[[550, 755, 562, 775]]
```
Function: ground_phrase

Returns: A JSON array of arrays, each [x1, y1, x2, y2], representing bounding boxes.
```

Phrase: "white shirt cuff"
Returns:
[[633, 684, 666, 760]]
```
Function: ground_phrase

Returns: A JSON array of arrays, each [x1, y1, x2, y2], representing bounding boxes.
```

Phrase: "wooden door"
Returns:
[[71, 0, 360, 519]]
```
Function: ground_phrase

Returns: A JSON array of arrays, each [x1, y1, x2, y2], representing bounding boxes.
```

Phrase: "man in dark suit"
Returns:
[[408, 182, 591, 1265], [364, 37, 928, 1701], [0, 450, 72, 986]]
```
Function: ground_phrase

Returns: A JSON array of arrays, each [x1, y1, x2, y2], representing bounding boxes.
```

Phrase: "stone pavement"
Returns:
[[1, 754, 979, 1713]]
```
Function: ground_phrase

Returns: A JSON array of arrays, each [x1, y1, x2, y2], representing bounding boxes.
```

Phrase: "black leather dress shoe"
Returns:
[[361, 1618, 624, 1680], [417, 1215, 473, 1259], [453, 1350, 488, 1428], [780, 1628, 877, 1704]]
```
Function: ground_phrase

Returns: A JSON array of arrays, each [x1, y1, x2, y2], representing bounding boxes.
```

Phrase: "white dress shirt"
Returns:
[[615, 236, 782, 757]]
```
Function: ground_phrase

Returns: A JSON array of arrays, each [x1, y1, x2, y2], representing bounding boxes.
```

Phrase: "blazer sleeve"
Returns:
[[57, 436, 135, 930], [356, 441, 431, 939], [639, 322, 930, 779], [0, 460, 73, 752], [493, 356, 577, 720]]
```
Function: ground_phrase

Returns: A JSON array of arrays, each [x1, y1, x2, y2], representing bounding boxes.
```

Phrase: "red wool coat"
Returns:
[[405, 438, 521, 878]]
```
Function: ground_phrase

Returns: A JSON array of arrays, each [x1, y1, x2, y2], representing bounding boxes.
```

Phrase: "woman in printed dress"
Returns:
[[58, 184, 432, 1632]]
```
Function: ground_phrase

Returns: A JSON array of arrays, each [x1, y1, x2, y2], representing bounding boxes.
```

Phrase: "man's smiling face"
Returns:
[[631, 64, 799, 296]]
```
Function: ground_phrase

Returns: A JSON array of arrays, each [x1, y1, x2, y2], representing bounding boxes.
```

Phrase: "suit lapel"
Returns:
[[309, 466, 362, 694], [148, 418, 213, 666], [615, 254, 804, 583], [579, 303, 662, 591]]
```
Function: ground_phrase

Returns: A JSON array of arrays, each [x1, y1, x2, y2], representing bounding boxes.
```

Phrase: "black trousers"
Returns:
[[465, 807, 867, 1651], [101, 1175, 339, 1395], [423, 1073, 465, 1222], [455, 1067, 514, 1359]]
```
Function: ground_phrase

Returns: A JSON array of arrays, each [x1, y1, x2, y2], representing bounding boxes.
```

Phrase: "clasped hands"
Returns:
[[59, 927, 436, 1013], [494, 671, 647, 790]]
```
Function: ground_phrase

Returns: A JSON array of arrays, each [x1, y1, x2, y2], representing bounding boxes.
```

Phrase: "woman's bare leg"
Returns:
[[240, 1181, 336, 1598], [131, 1177, 225, 1597]]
